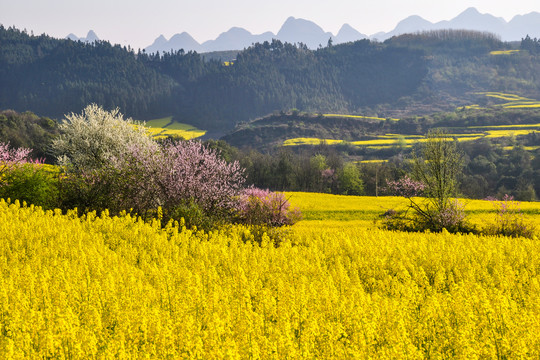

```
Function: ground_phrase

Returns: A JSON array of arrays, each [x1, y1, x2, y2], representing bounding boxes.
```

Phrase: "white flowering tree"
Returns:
[[52, 104, 155, 172]]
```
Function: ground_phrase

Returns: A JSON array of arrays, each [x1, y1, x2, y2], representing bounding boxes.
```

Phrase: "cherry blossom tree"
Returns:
[[0, 142, 33, 179]]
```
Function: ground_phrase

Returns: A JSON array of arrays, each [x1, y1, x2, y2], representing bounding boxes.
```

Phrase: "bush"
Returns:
[[58, 135, 246, 229], [0, 163, 60, 209], [167, 201, 223, 231], [0, 142, 58, 209], [158, 141, 245, 217], [484, 195, 536, 238], [383, 176, 473, 233], [235, 187, 302, 227]]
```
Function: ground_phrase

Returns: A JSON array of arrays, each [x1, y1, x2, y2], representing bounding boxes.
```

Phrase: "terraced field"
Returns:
[[478, 91, 540, 109], [283, 131, 506, 149], [283, 92, 540, 150]]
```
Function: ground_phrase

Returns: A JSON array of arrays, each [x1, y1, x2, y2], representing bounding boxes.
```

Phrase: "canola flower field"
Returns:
[[143, 117, 206, 140], [2, 194, 540, 359]]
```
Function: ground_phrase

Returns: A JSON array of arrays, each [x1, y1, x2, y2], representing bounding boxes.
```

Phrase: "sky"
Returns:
[[1, 0, 539, 50]]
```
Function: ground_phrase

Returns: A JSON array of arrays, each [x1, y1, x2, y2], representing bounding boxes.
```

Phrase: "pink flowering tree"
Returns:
[[83, 140, 246, 226], [387, 175, 425, 199], [157, 140, 245, 218], [236, 187, 302, 227], [0, 142, 33, 179]]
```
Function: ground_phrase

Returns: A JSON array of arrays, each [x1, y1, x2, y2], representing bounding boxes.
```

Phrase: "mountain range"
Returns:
[[66, 30, 100, 43], [141, 7, 540, 54]]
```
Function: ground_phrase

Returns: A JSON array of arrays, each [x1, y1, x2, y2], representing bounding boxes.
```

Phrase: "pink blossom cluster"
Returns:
[[0, 142, 33, 179], [236, 187, 302, 227], [428, 199, 466, 231], [386, 176, 426, 198], [98, 140, 246, 217], [321, 168, 335, 180], [159, 141, 245, 213], [489, 194, 518, 214]]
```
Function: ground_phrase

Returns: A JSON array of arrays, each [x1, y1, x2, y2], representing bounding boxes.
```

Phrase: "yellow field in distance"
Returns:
[[323, 114, 399, 121], [143, 116, 206, 140], [489, 50, 521, 55], [505, 103, 540, 108], [358, 159, 388, 164], [473, 91, 540, 109], [282, 131, 515, 148], [476, 92, 534, 102]]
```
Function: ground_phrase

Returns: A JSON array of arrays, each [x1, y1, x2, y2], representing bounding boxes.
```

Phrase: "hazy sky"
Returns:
[[1, 0, 539, 49]]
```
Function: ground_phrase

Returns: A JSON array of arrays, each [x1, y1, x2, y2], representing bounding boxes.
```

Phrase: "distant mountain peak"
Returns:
[[277, 17, 332, 48], [462, 7, 481, 15], [227, 27, 251, 34], [390, 15, 433, 36], [278, 17, 325, 34], [336, 24, 367, 44], [85, 30, 99, 42], [454, 6, 504, 22], [170, 32, 195, 40], [284, 16, 297, 23], [65, 30, 100, 43]]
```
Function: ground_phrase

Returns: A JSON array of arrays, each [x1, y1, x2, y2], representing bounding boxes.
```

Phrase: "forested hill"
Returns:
[[1, 25, 540, 132]]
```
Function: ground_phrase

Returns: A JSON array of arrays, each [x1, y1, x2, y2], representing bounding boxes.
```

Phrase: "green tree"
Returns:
[[338, 163, 364, 195], [385, 130, 469, 233], [413, 130, 463, 215]]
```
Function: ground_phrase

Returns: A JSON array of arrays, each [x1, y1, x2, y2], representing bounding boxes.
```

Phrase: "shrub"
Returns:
[[53, 106, 247, 228], [167, 201, 220, 231], [235, 187, 302, 227], [0, 163, 60, 209], [381, 131, 472, 234], [59, 138, 246, 228], [0, 142, 58, 208], [484, 194, 536, 238]]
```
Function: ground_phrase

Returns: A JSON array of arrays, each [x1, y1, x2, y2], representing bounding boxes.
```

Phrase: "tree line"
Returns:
[[2, 108, 539, 201]]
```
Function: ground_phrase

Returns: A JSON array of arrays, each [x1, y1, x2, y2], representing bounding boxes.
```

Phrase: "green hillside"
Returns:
[[222, 92, 540, 151], [4, 26, 540, 133]]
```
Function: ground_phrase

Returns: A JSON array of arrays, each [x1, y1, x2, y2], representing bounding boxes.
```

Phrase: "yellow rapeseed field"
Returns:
[[2, 195, 540, 359], [489, 50, 521, 56], [143, 117, 207, 140]]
